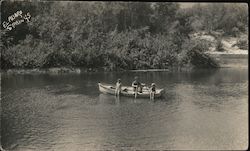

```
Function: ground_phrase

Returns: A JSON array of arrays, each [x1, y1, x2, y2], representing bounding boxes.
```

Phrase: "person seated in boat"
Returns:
[[115, 79, 122, 96], [150, 83, 156, 100], [132, 76, 142, 93]]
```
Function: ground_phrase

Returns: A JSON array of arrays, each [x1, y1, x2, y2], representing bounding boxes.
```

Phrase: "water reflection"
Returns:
[[1, 68, 248, 150]]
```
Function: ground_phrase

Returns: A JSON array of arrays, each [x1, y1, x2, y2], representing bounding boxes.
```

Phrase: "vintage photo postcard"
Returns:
[[1, 1, 248, 150]]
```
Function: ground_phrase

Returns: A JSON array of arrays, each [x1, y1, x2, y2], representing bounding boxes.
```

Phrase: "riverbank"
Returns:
[[1, 67, 82, 75], [206, 53, 248, 68], [1, 52, 248, 75], [1, 67, 171, 75], [1, 38, 248, 75], [192, 31, 248, 68]]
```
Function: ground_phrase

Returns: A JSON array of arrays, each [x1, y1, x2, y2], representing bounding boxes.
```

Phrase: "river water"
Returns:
[[1, 68, 248, 150]]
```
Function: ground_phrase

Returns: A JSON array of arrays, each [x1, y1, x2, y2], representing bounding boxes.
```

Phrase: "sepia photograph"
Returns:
[[0, 1, 248, 150]]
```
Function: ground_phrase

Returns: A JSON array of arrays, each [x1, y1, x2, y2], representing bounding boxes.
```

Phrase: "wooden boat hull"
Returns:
[[98, 83, 164, 98]]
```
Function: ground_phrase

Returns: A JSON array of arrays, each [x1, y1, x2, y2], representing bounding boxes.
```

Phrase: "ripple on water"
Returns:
[[1, 68, 248, 150]]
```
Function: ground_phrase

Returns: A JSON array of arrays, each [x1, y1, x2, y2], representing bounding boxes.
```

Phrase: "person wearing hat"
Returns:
[[115, 79, 122, 97], [150, 83, 156, 100]]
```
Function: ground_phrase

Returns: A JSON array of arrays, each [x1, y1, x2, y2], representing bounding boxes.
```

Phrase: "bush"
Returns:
[[1, 29, 219, 70], [179, 39, 219, 68], [232, 27, 240, 37], [216, 38, 225, 52], [235, 38, 248, 50], [104, 29, 180, 70], [2, 35, 51, 68]]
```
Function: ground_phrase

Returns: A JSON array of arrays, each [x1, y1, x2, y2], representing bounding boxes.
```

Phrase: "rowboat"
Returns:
[[98, 83, 165, 98]]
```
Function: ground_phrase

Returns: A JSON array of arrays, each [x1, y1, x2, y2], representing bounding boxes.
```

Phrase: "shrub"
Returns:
[[1, 29, 219, 70], [2, 35, 51, 68], [179, 39, 219, 68], [232, 27, 240, 37], [235, 38, 248, 50], [216, 38, 225, 52]]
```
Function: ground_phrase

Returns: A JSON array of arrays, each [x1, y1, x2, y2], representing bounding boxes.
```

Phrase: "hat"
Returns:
[[151, 83, 156, 86]]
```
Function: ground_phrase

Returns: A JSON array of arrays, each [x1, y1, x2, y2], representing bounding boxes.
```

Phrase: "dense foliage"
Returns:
[[187, 3, 248, 36], [1, 2, 248, 70]]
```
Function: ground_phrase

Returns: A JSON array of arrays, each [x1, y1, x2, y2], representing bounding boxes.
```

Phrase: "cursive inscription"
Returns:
[[2, 10, 31, 31]]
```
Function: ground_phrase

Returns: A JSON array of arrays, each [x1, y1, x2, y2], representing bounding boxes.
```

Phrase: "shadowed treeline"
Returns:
[[1, 2, 248, 70]]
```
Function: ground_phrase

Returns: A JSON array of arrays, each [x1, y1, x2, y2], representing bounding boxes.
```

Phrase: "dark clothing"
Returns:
[[151, 87, 156, 92], [132, 80, 142, 93], [132, 80, 140, 86]]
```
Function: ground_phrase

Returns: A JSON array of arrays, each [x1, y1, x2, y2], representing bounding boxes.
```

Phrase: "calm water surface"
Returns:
[[1, 68, 248, 150]]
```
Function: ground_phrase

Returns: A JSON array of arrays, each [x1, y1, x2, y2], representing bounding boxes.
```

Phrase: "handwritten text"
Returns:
[[2, 10, 31, 31]]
